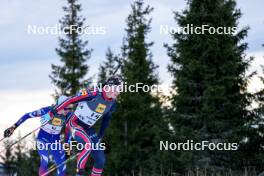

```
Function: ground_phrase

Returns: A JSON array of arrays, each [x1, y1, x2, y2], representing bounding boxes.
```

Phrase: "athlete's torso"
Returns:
[[40, 110, 69, 135], [74, 90, 115, 126]]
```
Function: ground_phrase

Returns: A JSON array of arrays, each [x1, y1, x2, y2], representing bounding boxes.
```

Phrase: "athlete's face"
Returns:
[[59, 104, 74, 115], [103, 85, 121, 99]]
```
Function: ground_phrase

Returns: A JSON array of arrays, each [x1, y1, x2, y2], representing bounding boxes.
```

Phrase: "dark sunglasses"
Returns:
[[64, 107, 73, 111]]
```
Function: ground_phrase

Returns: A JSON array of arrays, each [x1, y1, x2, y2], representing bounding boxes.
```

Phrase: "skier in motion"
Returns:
[[4, 96, 74, 176], [55, 75, 122, 176]]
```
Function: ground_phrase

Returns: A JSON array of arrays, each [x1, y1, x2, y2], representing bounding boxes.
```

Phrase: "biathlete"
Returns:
[[4, 96, 73, 176], [55, 75, 122, 176]]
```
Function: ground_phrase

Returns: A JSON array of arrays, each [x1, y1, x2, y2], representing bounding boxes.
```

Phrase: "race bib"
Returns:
[[41, 124, 62, 135], [40, 114, 63, 134], [75, 102, 103, 126]]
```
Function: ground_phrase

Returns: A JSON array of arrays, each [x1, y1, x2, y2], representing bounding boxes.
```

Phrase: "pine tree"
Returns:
[[256, 50, 264, 126], [26, 134, 40, 175], [105, 0, 168, 175], [0, 139, 16, 175], [257, 58, 264, 137], [13, 133, 29, 175], [165, 0, 253, 173], [248, 61, 264, 171], [49, 0, 92, 96], [98, 47, 119, 84]]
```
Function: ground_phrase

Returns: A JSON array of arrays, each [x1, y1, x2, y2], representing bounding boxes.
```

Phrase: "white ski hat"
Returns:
[[56, 95, 68, 105]]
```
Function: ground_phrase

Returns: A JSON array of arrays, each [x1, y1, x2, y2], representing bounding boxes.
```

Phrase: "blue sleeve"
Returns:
[[14, 106, 51, 127], [98, 103, 116, 139]]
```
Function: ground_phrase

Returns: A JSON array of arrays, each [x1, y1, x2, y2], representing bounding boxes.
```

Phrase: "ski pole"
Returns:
[[0, 126, 40, 154], [42, 153, 78, 176], [0, 120, 50, 154], [0, 137, 5, 143], [113, 60, 122, 75], [0, 99, 69, 151]]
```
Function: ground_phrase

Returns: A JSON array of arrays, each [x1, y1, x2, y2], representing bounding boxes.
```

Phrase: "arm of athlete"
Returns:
[[97, 103, 116, 140], [54, 89, 96, 112], [3, 106, 51, 138]]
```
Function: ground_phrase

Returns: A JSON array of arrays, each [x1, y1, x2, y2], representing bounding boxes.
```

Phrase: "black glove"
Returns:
[[4, 126, 16, 138]]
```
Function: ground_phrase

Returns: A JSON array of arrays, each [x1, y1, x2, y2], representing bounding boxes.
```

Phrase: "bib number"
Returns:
[[75, 102, 102, 126]]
